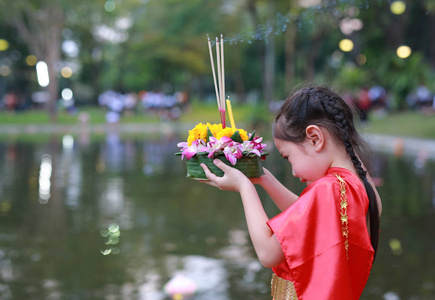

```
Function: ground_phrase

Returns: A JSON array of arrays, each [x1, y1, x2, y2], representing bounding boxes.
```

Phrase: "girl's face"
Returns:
[[274, 137, 330, 185]]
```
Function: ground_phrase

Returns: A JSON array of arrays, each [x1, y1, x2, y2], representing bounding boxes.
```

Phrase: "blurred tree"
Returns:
[[0, 1, 65, 121], [1, 0, 435, 112]]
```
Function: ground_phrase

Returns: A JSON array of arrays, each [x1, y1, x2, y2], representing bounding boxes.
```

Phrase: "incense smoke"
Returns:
[[223, 0, 371, 45]]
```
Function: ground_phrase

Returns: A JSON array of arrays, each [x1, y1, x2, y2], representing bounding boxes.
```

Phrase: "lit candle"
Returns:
[[226, 97, 236, 129]]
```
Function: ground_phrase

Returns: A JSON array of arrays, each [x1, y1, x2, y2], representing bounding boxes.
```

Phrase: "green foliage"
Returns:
[[230, 130, 243, 143], [367, 52, 434, 109], [335, 63, 368, 90], [1, 0, 435, 112]]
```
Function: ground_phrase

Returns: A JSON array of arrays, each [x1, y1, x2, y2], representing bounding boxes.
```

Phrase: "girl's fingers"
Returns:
[[200, 163, 220, 181], [199, 180, 218, 188], [212, 159, 231, 172]]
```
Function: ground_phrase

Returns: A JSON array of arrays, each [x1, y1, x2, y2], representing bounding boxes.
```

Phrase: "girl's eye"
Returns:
[[283, 156, 289, 160]]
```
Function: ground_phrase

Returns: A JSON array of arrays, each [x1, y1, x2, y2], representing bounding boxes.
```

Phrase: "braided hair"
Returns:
[[274, 86, 380, 259]]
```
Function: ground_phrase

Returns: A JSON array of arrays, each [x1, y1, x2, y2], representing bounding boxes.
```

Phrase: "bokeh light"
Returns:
[[339, 39, 354, 52], [61, 66, 73, 78], [298, 0, 321, 8], [39, 154, 52, 204], [26, 55, 38, 66], [104, 0, 116, 12], [36, 61, 50, 87], [356, 54, 367, 65], [62, 135, 74, 150], [0, 65, 11, 77], [100, 223, 121, 255], [0, 39, 9, 51], [61, 88, 74, 101], [396, 45, 411, 58], [339, 18, 363, 35], [389, 238, 403, 255], [390, 1, 406, 15]]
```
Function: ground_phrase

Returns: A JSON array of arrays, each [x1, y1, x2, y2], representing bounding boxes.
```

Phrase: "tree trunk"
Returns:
[[284, 19, 296, 90], [264, 0, 276, 103], [233, 66, 246, 102], [305, 32, 324, 82], [8, 5, 64, 122], [264, 34, 275, 103], [427, 12, 435, 68], [246, 0, 266, 100], [46, 29, 62, 122]]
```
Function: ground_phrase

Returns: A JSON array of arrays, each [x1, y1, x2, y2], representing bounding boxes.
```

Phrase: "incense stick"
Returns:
[[220, 34, 225, 114], [207, 35, 220, 111], [215, 37, 226, 128]]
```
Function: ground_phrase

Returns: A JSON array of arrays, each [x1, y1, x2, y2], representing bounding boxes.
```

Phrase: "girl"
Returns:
[[200, 86, 382, 299]]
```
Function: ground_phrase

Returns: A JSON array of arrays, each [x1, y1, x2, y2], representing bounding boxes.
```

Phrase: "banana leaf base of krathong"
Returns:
[[184, 155, 264, 180]]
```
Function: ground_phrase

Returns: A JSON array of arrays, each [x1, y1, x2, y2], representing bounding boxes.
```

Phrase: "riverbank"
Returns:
[[0, 120, 434, 161]]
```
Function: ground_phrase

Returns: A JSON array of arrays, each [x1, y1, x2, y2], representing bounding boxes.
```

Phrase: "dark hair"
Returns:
[[274, 86, 380, 259]]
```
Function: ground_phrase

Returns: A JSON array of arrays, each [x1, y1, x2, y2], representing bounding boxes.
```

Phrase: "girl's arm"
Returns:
[[201, 160, 285, 268], [251, 168, 299, 211]]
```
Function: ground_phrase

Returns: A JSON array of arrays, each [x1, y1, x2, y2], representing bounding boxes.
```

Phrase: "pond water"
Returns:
[[0, 129, 434, 300]]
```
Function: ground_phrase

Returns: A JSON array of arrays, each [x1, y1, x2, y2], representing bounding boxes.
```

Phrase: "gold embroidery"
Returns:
[[271, 273, 298, 300], [335, 174, 349, 260]]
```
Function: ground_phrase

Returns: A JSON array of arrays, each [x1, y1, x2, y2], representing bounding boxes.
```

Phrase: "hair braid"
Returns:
[[317, 92, 368, 179], [314, 90, 379, 259], [275, 87, 380, 260]]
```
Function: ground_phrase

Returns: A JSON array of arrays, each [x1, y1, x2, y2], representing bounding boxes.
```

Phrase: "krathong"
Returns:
[[177, 123, 267, 163], [176, 123, 268, 179], [176, 34, 268, 179]]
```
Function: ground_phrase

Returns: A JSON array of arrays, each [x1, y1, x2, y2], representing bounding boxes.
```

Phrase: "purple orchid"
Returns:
[[223, 142, 244, 165]]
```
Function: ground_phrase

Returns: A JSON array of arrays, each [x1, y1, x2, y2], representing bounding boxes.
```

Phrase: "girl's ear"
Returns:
[[305, 125, 324, 152]]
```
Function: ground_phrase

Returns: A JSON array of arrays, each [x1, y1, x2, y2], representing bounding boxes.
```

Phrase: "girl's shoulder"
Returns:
[[301, 167, 364, 199], [315, 167, 362, 187]]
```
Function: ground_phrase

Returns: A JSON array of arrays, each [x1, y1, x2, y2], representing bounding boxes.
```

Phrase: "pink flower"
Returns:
[[177, 140, 207, 160], [164, 274, 197, 297], [223, 142, 244, 165], [206, 136, 231, 158], [242, 137, 266, 157]]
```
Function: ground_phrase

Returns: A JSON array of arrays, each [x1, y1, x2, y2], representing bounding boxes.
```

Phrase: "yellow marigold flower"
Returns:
[[206, 123, 222, 137], [238, 129, 249, 141], [187, 123, 208, 146], [187, 122, 249, 145], [215, 127, 233, 140]]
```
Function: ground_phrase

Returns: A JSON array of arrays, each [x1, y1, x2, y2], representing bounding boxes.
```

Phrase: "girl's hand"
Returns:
[[200, 159, 251, 192], [249, 167, 271, 186]]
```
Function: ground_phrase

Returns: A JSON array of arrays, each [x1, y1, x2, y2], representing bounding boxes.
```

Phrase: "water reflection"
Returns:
[[0, 133, 433, 299]]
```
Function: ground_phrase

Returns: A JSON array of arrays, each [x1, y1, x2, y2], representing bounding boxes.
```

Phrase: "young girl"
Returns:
[[200, 86, 382, 299]]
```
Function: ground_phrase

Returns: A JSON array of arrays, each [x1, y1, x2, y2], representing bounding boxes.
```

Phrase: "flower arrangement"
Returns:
[[178, 122, 267, 163], [176, 123, 268, 179], [176, 34, 268, 179]]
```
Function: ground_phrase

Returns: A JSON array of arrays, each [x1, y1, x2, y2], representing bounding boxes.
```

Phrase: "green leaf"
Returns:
[[248, 130, 256, 141], [207, 127, 214, 142], [230, 130, 243, 143]]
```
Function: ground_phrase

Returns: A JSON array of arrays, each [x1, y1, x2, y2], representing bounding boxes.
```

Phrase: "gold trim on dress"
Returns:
[[271, 273, 298, 300], [335, 174, 349, 260]]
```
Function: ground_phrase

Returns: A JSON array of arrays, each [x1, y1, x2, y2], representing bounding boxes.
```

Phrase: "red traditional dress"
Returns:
[[267, 167, 374, 300]]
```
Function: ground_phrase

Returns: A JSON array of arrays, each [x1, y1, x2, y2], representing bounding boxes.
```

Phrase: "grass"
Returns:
[[362, 111, 435, 139], [0, 105, 434, 140]]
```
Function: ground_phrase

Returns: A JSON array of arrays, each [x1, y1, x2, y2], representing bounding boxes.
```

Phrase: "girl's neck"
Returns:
[[329, 147, 359, 177]]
